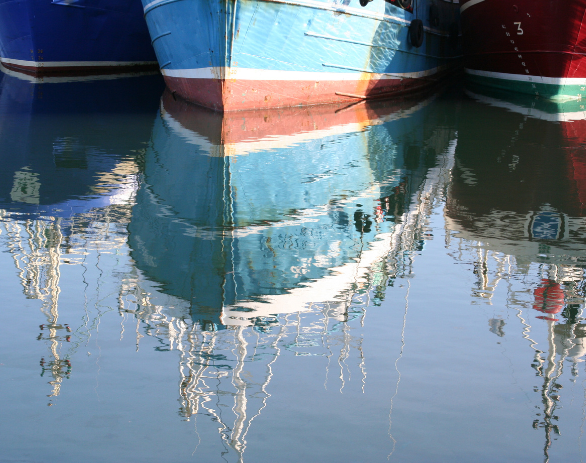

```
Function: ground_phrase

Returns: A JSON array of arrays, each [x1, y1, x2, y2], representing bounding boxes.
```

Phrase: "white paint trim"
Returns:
[[460, 0, 485, 13], [465, 89, 586, 122], [221, 228, 394, 322], [143, 0, 167, 11], [465, 67, 586, 86], [163, 65, 445, 81], [0, 57, 158, 68], [220, 141, 455, 323], [0, 63, 159, 83]]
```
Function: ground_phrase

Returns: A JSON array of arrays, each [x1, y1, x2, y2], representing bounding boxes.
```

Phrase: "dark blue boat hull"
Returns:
[[0, 0, 158, 75]]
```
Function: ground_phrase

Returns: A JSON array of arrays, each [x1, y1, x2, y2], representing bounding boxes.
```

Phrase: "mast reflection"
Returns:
[[120, 89, 458, 461], [0, 68, 162, 404], [446, 84, 586, 463]]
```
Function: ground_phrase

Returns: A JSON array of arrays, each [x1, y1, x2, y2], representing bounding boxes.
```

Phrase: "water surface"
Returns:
[[1, 70, 585, 463]]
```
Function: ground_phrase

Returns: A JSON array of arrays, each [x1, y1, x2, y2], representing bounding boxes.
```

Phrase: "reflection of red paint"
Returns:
[[564, 123, 586, 215], [536, 315, 560, 322], [533, 279, 564, 315], [569, 152, 586, 213]]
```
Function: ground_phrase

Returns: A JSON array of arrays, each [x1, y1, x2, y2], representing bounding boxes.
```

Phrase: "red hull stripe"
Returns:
[[163, 66, 453, 111], [0, 63, 159, 83], [0, 58, 158, 77], [0, 57, 158, 68], [161, 90, 436, 154]]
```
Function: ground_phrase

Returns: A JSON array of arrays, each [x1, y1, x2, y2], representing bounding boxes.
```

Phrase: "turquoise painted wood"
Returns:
[[141, 0, 461, 110]]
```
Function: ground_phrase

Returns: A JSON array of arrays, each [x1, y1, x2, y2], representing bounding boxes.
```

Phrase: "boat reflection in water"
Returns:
[[129, 89, 458, 325], [0, 67, 163, 404], [446, 85, 586, 463], [0, 65, 163, 218], [119, 89, 457, 458]]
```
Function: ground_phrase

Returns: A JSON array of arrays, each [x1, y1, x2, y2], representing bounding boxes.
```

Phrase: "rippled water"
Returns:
[[1, 68, 585, 463]]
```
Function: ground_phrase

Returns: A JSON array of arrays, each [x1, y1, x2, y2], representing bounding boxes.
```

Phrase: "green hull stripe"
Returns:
[[466, 73, 585, 101]]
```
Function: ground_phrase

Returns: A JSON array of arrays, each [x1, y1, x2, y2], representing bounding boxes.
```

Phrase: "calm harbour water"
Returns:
[[1, 68, 585, 463]]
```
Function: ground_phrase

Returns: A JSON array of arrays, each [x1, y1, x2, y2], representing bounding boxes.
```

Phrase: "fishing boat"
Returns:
[[141, 0, 462, 111], [460, 0, 586, 100], [0, 0, 158, 76]]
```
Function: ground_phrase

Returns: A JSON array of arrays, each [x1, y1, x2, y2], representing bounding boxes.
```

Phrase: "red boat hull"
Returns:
[[163, 69, 456, 112], [460, 0, 586, 98]]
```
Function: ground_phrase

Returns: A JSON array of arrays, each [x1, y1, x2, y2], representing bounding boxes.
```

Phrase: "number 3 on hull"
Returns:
[[460, 0, 586, 100]]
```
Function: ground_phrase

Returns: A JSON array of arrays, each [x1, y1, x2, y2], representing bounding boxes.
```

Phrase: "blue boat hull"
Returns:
[[0, 0, 158, 75], [142, 0, 461, 110]]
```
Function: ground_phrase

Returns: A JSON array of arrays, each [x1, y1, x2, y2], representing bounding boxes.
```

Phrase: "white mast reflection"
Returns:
[[1, 216, 70, 403], [446, 230, 586, 462], [0, 157, 138, 404]]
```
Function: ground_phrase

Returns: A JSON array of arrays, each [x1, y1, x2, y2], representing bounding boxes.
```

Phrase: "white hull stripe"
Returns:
[[465, 67, 586, 86], [460, 0, 485, 13], [465, 89, 586, 122], [0, 63, 159, 83], [163, 66, 445, 81], [160, 94, 436, 156], [0, 57, 158, 68], [220, 141, 455, 323]]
